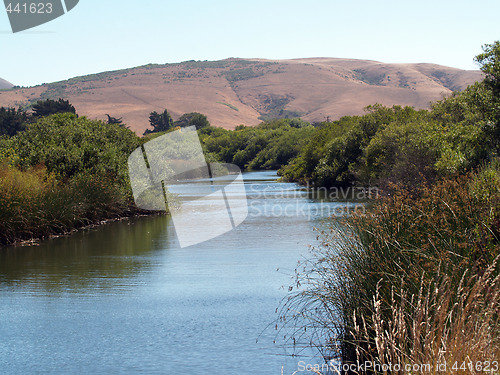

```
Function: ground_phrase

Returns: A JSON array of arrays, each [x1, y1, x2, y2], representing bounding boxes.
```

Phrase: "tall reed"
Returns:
[[279, 166, 500, 374]]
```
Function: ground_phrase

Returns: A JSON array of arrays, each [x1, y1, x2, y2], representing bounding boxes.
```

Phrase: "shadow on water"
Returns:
[[0, 215, 170, 293]]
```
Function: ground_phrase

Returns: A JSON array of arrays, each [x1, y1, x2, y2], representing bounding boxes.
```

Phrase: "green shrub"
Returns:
[[0, 114, 144, 245], [200, 119, 314, 170]]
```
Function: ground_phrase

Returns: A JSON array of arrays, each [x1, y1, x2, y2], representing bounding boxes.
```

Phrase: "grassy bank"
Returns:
[[279, 165, 500, 373], [0, 113, 148, 246]]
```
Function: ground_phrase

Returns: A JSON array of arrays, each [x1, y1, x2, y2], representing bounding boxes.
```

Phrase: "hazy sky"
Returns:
[[1, 0, 499, 87]]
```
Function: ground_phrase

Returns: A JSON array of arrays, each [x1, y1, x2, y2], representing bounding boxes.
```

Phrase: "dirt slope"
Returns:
[[0, 58, 482, 134], [0, 78, 13, 90]]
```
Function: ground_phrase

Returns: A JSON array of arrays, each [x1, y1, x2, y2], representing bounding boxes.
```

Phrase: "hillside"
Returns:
[[0, 58, 482, 133], [0, 78, 13, 90]]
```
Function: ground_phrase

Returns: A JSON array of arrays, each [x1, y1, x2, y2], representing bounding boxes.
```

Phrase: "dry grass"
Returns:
[[351, 259, 500, 375], [279, 167, 500, 375], [0, 162, 135, 245], [0, 59, 481, 133]]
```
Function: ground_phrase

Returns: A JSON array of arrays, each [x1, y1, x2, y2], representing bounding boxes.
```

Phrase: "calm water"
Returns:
[[0, 171, 356, 375]]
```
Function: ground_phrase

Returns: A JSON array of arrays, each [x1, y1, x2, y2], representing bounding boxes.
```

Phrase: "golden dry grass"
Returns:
[[0, 58, 482, 133], [351, 260, 500, 375], [280, 168, 499, 375]]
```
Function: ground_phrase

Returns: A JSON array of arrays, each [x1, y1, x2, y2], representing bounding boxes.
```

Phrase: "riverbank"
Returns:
[[0, 113, 148, 246], [6, 210, 166, 248], [279, 163, 500, 372], [0, 161, 164, 247]]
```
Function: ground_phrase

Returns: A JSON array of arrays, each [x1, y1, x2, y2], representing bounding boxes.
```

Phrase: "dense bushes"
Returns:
[[8, 113, 141, 181], [278, 98, 495, 188], [0, 113, 143, 245], [199, 118, 315, 170], [0, 107, 29, 137]]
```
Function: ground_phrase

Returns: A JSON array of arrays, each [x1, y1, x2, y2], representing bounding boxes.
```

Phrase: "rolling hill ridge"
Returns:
[[0, 58, 482, 133], [0, 78, 13, 90]]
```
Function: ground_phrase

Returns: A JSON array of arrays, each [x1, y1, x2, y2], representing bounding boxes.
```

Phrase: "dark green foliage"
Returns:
[[0, 107, 30, 137], [174, 112, 211, 130], [10, 113, 140, 181], [106, 114, 123, 125], [475, 41, 500, 153], [32, 98, 76, 118], [144, 109, 174, 135], [199, 118, 314, 170], [0, 113, 143, 245]]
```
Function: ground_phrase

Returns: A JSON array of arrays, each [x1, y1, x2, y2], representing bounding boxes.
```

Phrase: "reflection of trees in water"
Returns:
[[0, 215, 169, 293]]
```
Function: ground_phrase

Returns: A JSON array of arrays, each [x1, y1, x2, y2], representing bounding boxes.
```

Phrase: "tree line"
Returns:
[[0, 98, 211, 138]]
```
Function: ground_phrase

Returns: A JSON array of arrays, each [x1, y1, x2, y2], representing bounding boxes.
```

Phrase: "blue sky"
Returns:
[[1, 0, 499, 87]]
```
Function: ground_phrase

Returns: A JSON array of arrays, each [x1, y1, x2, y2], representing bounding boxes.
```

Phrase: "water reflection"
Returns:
[[0, 171, 349, 374], [0, 215, 169, 293]]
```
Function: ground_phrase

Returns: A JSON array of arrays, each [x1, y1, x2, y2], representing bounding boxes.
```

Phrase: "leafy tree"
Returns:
[[474, 41, 500, 152], [32, 98, 76, 118], [363, 119, 442, 185], [0, 107, 30, 137], [175, 112, 211, 130], [475, 41, 500, 98], [11, 113, 140, 181], [144, 109, 174, 135], [105, 114, 123, 125], [313, 127, 365, 186]]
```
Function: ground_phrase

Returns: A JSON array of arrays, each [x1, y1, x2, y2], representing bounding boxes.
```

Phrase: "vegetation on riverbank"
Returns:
[[199, 118, 314, 170], [279, 167, 499, 373], [0, 113, 144, 245], [277, 41, 500, 374], [1, 39, 498, 373]]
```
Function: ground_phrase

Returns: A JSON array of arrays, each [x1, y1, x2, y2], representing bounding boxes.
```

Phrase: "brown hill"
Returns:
[[0, 78, 13, 90], [0, 58, 482, 134]]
